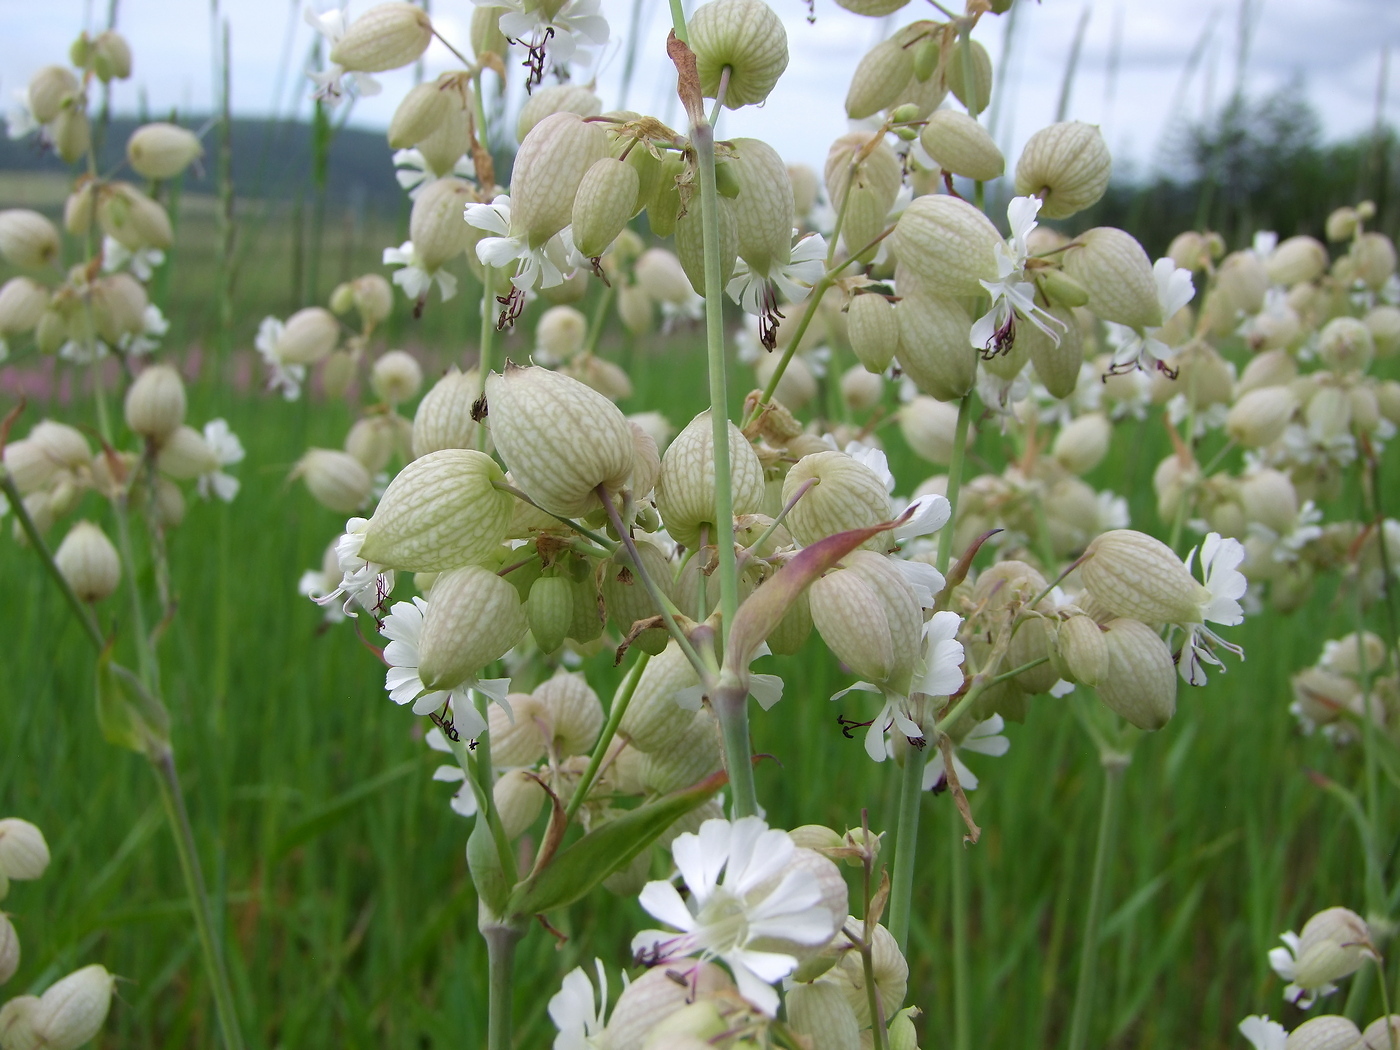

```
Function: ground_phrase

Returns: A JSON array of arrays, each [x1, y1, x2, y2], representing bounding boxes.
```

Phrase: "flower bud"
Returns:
[[153, 425, 219, 480], [0, 819, 49, 880], [1096, 618, 1177, 729], [1353, 233, 1397, 291], [416, 565, 526, 691], [620, 639, 704, 752], [511, 112, 610, 247], [126, 122, 203, 180], [1239, 468, 1299, 537], [641, 708, 723, 793], [0, 277, 50, 336], [51, 107, 92, 164], [572, 157, 640, 259], [946, 37, 992, 114], [416, 98, 472, 177], [1294, 907, 1375, 992], [1014, 121, 1111, 219], [330, 2, 433, 72], [1215, 250, 1269, 317], [1266, 235, 1328, 286], [840, 365, 884, 412], [27, 65, 80, 123], [358, 450, 510, 571], [1286, 1015, 1363, 1050], [486, 364, 636, 517], [97, 183, 172, 250], [655, 410, 764, 547], [826, 132, 902, 257], [29, 964, 115, 1050], [1226, 386, 1298, 448], [892, 195, 1000, 298], [603, 540, 673, 654], [920, 109, 1004, 182], [784, 450, 891, 548], [534, 671, 605, 755], [1318, 317, 1374, 374], [293, 449, 374, 513], [811, 551, 923, 694], [899, 395, 962, 465], [279, 306, 341, 365], [535, 305, 586, 363], [0, 996, 39, 1049], [1026, 304, 1083, 399], [516, 83, 601, 142], [1058, 614, 1107, 687], [123, 364, 186, 441], [848, 292, 899, 373], [688, 0, 789, 109], [1082, 529, 1207, 625], [371, 349, 423, 405], [388, 78, 458, 150], [53, 521, 121, 603], [412, 368, 479, 456], [492, 769, 545, 839], [1052, 413, 1110, 475], [635, 248, 692, 304], [896, 292, 977, 401], [0, 210, 60, 268], [728, 137, 795, 276], [0, 912, 18, 985], [617, 283, 654, 335], [92, 30, 132, 80], [674, 193, 739, 295], [846, 37, 915, 120], [410, 177, 476, 272], [1062, 228, 1161, 329], [525, 573, 573, 653]]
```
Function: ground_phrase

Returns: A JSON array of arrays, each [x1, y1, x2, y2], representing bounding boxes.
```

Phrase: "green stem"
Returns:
[[1066, 757, 1124, 1050], [1375, 956, 1397, 1050], [1356, 590, 1386, 916], [564, 652, 649, 824], [950, 796, 971, 1050], [668, 0, 688, 42], [715, 682, 759, 819], [860, 934, 889, 1050], [581, 282, 615, 359], [482, 922, 522, 1050], [151, 746, 246, 1050], [936, 396, 974, 574]]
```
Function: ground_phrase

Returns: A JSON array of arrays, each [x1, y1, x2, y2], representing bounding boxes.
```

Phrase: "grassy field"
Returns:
[[1, 176, 1396, 1049]]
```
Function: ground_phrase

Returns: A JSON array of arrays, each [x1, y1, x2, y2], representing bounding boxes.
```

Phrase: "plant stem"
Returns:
[[715, 683, 759, 818], [151, 746, 246, 1050], [564, 652, 650, 824], [482, 922, 522, 1050], [950, 796, 972, 1050], [1066, 756, 1125, 1050], [936, 396, 974, 574], [477, 265, 496, 450]]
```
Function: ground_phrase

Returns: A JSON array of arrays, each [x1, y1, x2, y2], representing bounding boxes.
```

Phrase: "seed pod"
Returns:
[[89, 272, 148, 344], [572, 157, 640, 259], [416, 565, 527, 691], [655, 410, 764, 547], [388, 79, 457, 150], [487, 364, 636, 517], [899, 395, 962, 464], [892, 195, 1000, 298], [536, 305, 588, 362], [1082, 529, 1207, 625], [826, 132, 902, 257], [533, 671, 605, 755], [152, 425, 219, 481], [847, 293, 899, 373], [294, 448, 374, 513], [330, 2, 433, 72], [357, 450, 510, 572], [371, 349, 423, 405], [1021, 304, 1082, 398], [92, 29, 132, 80], [126, 122, 203, 180], [0, 277, 49, 336], [728, 138, 794, 276], [1226, 386, 1298, 449], [1363, 1016, 1400, 1050], [1366, 305, 1400, 359], [895, 292, 977, 401], [1353, 233, 1398, 291], [688, 0, 789, 109], [1038, 268, 1091, 310], [674, 193, 739, 295], [783, 450, 891, 548], [1294, 907, 1374, 993], [1286, 1015, 1364, 1050], [51, 107, 91, 164], [1052, 412, 1110, 475], [416, 97, 472, 176], [830, 921, 908, 1026], [124, 364, 186, 441], [840, 366, 884, 412], [1014, 121, 1111, 219], [635, 248, 693, 304], [1058, 614, 1107, 687], [27, 964, 115, 1050], [1062, 228, 1161, 329], [27, 65, 80, 123], [603, 540, 673, 655], [0, 210, 60, 268], [846, 37, 915, 120], [412, 368, 479, 456], [511, 112, 610, 247], [97, 183, 173, 250], [620, 639, 704, 752], [410, 177, 476, 272], [517, 83, 601, 141], [920, 109, 1004, 182], [1267, 235, 1328, 286], [1096, 618, 1177, 730], [491, 769, 545, 839], [607, 964, 735, 1050], [1215, 250, 1269, 318], [945, 37, 992, 114], [525, 574, 573, 653], [641, 709, 722, 793], [0, 912, 18, 985], [1318, 317, 1375, 374], [811, 551, 922, 694], [0, 996, 39, 1049], [53, 521, 121, 603]]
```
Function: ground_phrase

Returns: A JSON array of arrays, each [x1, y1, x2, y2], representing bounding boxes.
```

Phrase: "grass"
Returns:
[[1, 181, 1397, 1049]]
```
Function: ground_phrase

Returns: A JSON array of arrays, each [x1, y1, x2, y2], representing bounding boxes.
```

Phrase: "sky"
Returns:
[[0, 0, 1395, 183]]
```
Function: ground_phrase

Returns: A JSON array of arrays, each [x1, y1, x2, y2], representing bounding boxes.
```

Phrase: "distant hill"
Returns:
[[0, 117, 406, 208]]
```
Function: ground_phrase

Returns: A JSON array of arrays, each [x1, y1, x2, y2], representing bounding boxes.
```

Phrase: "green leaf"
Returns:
[[506, 769, 726, 917], [95, 649, 170, 755]]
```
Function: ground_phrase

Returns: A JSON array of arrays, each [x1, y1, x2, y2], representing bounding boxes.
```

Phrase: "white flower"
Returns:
[[255, 315, 307, 400], [59, 338, 112, 363], [631, 816, 836, 1016], [120, 303, 170, 358], [727, 232, 827, 316], [383, 240, 459, 302], [393, 148, 474, 198], [1250, 230, 1279, 263], [480, 0, 609, 76], [970, 197, 1066, 357], [304, 5, 382, 106], [1247, 500, 1323, 564], [1239, 1015, 1288, 1050], [1107, 258, 1195, 374], [1268, 931, 1336, 1008], [6, 90, 38, 140], [102, 236, 165, 281], [1176, 532, 1247, 686], [548, 959, 610, 1050], [298, 567, 346, 623], [309, 516, 396, 617], [196, 419, 245, 501], [1095, 490, 1130, 531], [922, 714, 1009, 791], [379, 597, 511, 736], [465, 195, 571, 295], [426, 726, 479, 817]]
